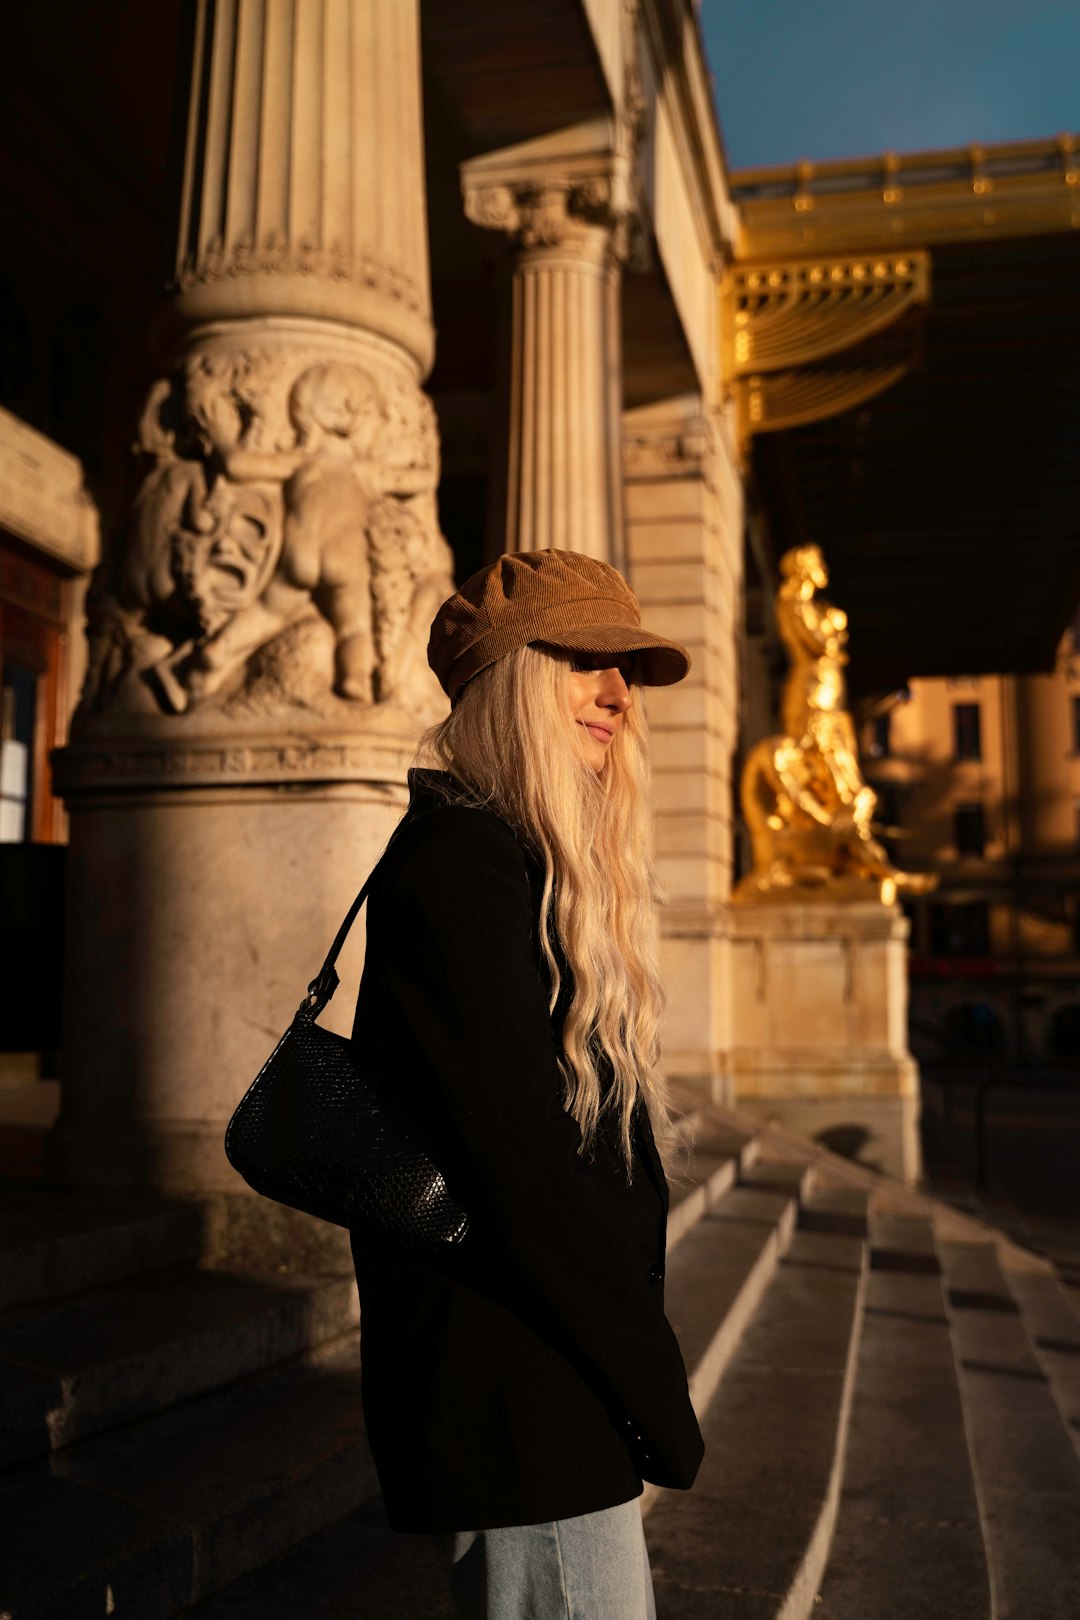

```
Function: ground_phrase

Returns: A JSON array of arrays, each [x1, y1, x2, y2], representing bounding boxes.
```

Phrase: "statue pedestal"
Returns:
[[728, 900, 921, 1183]]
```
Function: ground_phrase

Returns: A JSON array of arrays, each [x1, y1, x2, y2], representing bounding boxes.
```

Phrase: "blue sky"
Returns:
[[699, 0, 1080, 169]]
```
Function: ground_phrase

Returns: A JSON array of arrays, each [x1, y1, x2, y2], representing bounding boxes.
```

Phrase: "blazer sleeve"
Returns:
[[375, 805, 704, 1490]]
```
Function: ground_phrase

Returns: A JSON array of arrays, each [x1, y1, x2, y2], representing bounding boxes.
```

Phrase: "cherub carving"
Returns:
[[80, 349, 452, 722]]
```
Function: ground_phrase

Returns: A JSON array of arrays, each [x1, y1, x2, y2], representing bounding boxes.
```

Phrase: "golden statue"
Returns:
[[735, 544, 936, 906]]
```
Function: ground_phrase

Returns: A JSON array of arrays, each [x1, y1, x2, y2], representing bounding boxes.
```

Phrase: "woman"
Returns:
[[350, 548, 704, 1618]]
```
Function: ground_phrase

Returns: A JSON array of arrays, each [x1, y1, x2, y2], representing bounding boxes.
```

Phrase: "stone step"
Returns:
[[0, 1179, 204, 1311], [938, 1241, 1080, 1620], [813, 1214, 991, 1620], [798, 1180, 870, 1240], [181, 1499, 454, 1619], [0, 1130, 782, 1617], [0, 1337, 378, 1620], [661, 1159, 809, 1437], [667, 1147, 741, 1250], [646, 1193, 868, 1619], [1004, 1268, 1080, 1463], [172, 1145, 802, 1619], [0, 1264, 359, 1466]]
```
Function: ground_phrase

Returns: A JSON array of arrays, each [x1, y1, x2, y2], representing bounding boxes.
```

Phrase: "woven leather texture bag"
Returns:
[[224, 836, 470, 1250]]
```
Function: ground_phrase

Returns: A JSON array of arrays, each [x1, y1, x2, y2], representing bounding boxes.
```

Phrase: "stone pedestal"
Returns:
[[728, 901, 921, 1182], [47, 0, 449, 1229], [47, 766, 404, 1196]]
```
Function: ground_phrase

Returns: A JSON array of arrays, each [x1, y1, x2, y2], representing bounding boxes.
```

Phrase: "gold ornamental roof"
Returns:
[[727, 136, 1080, 691]]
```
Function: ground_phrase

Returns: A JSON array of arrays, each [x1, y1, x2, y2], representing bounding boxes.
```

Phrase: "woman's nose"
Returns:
[[598, 669, 633, 712]]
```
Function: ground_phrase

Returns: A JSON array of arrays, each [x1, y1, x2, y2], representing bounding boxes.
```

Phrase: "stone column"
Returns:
[[622, 395, 745, 1104], [462, 135, 630, 563], [168, 0, 432, 366], [47, 0, 452, 1242]]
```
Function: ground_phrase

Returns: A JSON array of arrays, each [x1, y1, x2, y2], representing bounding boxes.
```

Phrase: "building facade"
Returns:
[[1, 1, 1077, 1210], [865, 620, 1080, 1070]]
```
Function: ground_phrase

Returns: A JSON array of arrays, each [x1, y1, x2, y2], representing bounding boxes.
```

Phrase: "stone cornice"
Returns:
[[0, 407, 100, 573]]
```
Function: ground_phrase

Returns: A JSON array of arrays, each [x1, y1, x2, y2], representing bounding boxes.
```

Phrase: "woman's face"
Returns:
[[566, 651, 636, 770]]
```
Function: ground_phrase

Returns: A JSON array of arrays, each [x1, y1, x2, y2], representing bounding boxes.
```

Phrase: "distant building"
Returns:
[[863, 617, 1080, 1069]]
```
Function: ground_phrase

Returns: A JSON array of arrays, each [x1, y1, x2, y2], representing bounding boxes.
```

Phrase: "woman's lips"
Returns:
[[581, 722, 613, 743]]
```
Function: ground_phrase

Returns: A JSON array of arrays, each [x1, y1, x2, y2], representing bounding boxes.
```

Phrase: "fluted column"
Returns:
[[464, 154, 629, 563], [47, 0, 452, 1231], [171, 0, 432, 372]]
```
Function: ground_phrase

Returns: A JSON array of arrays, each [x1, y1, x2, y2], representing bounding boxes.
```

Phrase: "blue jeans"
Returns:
[[432, 1498, 657, 1620]]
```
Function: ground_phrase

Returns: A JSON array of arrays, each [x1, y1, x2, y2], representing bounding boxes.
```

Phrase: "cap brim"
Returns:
[[532, 625, 691, 686]]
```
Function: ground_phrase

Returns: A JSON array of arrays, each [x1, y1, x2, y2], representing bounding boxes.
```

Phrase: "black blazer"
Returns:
[[348, 768, 703, 1533]]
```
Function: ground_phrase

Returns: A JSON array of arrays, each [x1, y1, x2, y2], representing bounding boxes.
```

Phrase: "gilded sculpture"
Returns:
[[735, 544, 935, 905], [79, 345, 454, 726]]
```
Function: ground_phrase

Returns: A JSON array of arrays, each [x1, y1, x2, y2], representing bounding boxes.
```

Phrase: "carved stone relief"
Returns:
[[80, 344, 453, 729]]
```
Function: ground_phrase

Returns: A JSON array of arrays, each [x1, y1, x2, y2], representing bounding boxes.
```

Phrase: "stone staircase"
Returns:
[[2, 1106, 1079, 1619]]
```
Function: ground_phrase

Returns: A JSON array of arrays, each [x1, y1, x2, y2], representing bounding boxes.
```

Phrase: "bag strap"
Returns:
[[302, 810, 424, 1016], [303, 875, 375, 1011]]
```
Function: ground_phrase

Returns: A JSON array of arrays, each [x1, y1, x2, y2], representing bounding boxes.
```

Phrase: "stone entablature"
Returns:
[[0, 407, 99, 574]]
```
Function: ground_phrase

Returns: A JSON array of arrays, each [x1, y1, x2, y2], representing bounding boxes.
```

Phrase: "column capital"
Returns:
[[461, 120, 640, 264], [463, 177, 618, 254]]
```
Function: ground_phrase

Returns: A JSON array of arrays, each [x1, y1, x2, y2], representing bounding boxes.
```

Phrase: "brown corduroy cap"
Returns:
[[427, 549, 691, 701]]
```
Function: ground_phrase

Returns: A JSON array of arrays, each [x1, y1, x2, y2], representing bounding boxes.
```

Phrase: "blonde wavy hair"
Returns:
[[418, 643, 671, 1171]]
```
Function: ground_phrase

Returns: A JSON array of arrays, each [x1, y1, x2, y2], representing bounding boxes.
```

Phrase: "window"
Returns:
[[877, 783, 903, 830], [0, 675, 32, 842], [929, 901, 990, 956], [942, 1002, 1005, 1058], [953, 802, 985, 858], [0, 546, 67, 844], [867, 712, 891, 759], [1048, 1004, 1080, 1059], [953, 703, 981, 761]]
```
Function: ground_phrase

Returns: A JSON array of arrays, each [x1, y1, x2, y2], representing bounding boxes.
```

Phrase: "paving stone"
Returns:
[[814, 1216, 990, 1620], [939, 1241, 1080, 1620], [0, 1265, 358, 1463], [649, 1223, 865, 1620]]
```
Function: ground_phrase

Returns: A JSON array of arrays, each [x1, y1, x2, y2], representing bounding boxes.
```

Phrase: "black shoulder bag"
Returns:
[[224, 823, 470, 1250]]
